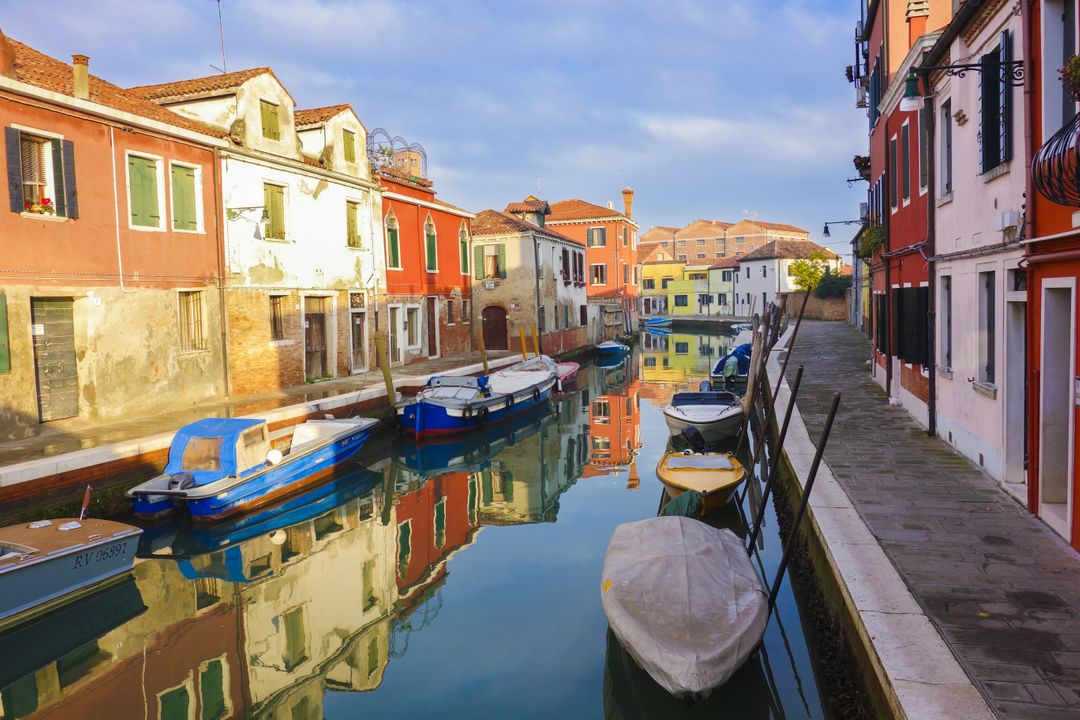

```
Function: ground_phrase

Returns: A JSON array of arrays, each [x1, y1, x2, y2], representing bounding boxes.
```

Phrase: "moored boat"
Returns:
[[711, 342, 752, 387], [396, 355, 558, 440], [0, 518, 142, 630], [729, 322, 753, 334], [556, 361, 580, 389], [656, 449, 745, 515], [662, 384, 743, 443], [596, 339, 630, 355], [644, 316, 672, 328], [601, 516, 768, 699], [126, 415, 379, 522]]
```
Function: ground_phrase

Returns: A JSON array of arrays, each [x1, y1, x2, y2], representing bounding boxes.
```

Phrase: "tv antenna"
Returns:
[[211, 0, 228, 74]]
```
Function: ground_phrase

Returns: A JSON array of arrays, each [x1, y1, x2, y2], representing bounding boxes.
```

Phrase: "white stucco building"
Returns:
[[733, 239, 842, 316]]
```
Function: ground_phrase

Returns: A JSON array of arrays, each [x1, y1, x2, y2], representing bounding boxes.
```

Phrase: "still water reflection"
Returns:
[[1, 330, 833, 720]]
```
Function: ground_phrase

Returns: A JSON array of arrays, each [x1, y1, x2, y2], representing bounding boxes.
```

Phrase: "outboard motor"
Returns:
[[168, 472, 196, 491], [698, 379, 712, 392], [680, 426, 707, 454]]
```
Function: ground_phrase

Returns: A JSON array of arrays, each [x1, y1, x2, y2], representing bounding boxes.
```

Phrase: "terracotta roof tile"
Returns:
[[638, 244, 674, 264], [547, 198, 624, 222], [710, 258, 739, 269], [4, 37, 223, 138], [377, 166, 433, 189], [295, 103, 352, 128], [674, 219, 732, 239], [640, 225, 678, 242], [738, 239, 839, 262], [127, 67, 271, 102], [504, 197, 550, 214], [473, 209, 582, 245]]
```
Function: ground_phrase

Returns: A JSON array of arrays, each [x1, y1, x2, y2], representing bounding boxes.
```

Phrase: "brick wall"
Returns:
[[783, 292, 848, 321], [226, 288, 305, 396]]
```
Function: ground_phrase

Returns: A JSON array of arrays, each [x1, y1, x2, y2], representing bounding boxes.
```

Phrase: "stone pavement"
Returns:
[[785, 321, 1080, 720], [0, 350, 513, 469]]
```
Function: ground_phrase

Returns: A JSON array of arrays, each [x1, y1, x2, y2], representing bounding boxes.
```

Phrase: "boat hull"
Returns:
[[656, 452, 746, 517], [398, 381, 555, 440], [662, 407, 743, 443], [661, 483, 737, 516]]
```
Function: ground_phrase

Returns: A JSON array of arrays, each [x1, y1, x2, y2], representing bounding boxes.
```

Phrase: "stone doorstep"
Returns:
[[768, 329, 996, 720], [0, 354, 522, 490]]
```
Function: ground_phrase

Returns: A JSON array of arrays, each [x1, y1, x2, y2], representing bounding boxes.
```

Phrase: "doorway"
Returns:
[[304, 296, 329, 381], [31, 297, 78, 422], [1005, 298, 1026, 485], [389, 306, 402, 365], [426, 297, 439, 358], [1039, 282, 1074, 540], [481, 306, 508, 350], [350, 310, 367, 372]]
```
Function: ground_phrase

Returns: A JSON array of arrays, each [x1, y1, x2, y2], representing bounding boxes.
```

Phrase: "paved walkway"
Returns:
[[0, 350, 513, 468], [786, 321, 1080, 720]]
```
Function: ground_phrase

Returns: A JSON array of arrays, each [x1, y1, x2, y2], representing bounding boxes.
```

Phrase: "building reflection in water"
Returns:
[[583, 357, 643, 489]]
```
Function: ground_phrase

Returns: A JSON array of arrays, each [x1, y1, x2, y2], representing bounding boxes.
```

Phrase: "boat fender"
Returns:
[[507, 394, 515, 408], [168, 472, 196, 490], [265, 449, 284, 466], [478, 406, 489, 423], [463, 405, 473, 419], [532, 386, 541, 402]]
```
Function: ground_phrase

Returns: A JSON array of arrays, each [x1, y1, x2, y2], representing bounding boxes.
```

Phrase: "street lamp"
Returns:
[[899, 56, 1024, 113], [822, 220, 862, 238]]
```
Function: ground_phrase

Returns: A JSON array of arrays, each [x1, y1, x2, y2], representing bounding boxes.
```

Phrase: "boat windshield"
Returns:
[[667, 455, 735, 470], [182, 436, 224, 471]]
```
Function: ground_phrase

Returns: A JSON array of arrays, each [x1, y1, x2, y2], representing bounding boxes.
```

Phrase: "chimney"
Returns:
[[621, 186, 634, 219], [0, 29, 15, 79], [71, 54, 89, 100]]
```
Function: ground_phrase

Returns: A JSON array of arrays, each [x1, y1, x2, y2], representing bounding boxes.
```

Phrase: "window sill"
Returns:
[[936, 193, 953, 208], [971, 380, 998, 399], [260, 237, 290, 243], [20, 212, 69, 222], [937, 366, 953, 379], [179, 348, 212, 357], [129, 224, 166, 233], [268, 339, 295, 347], [981, 162, 1009, 183], [173, 227, 206, 235], [346, 245, 365, 251]]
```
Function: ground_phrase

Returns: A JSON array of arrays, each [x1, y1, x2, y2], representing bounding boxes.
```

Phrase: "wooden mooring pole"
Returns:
[[375, 335, 396, 405], [477, 328, 490, 374], [773, 289, 811, 398], [519, 327, 528, 360], [531, 326, 540, 357]]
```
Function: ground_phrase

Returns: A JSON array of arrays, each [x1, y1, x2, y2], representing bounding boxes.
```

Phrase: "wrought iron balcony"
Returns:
[[1032, 114, 1080, 207]]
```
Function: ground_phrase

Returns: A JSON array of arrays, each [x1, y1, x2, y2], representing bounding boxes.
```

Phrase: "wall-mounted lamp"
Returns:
[[899, 55, 1023, 113], [225, 206, 269, 221], [822, 220, 862, 238]]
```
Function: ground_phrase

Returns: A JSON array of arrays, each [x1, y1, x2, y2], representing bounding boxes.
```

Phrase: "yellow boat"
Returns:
[[657, 451, 746, 516]]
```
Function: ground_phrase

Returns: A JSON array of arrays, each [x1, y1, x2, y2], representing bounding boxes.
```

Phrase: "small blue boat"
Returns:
[[644, 317, 672, 328], [596, 340, 631, 356], [126, 415, 379, 522], [711, 343, 752, 386], [396, 356, 558, 441]]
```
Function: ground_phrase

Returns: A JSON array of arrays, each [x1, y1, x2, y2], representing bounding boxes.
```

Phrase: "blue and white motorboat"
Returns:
[[596, 340, 631, 356], [711, 343, 752, 387], [126, 416, 379, 522], [396, 355, 558, 440], [662, 381, 743, 443], [644, 317, 672, 328], [729, 322, 753, 334]]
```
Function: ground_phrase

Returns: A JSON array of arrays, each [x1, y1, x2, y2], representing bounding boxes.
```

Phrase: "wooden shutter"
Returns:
[[474, 246, 484, 279], [426, 227, 437, 270], [263, 184, 284, 239], [5, 127, 22, 212], [999, 30, 1012, 163], [346, 201, 358, 247], [50, 139, 66, 217], [343, 130, 356, 163], [61, 140, 78, 219], [129, 156, 159, 227], [387, 226, 399, 267], [171, 165, 197, 231], [0, 293, 9, 374], [460, 238, 469, 273], [497, 244, 506, 278], [260, 100, 280, 141]]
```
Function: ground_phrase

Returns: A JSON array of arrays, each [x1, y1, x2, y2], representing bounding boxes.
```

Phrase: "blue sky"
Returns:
[[6, 0, 865, 250]]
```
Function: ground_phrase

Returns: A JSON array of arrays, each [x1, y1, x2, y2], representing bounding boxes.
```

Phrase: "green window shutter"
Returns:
[[460, 239, 469, 273], [346, 201, 358, 247], [159, 686, 190, 720], [264, 184, 285, 239], [387, 227, 399, 267], [171, 165, 197, 231], [199, 659, 226, 720], [343, 130, 356, 163], [50, 139, 66, 217], [397, 522, 411, 578], [129, 156, 158, 227], [474, 246, 484, 279], [497, 244, 506, 278], [260, 100, 280, 141], [426, 230, 437, 271], [0, 294, 9, 374]]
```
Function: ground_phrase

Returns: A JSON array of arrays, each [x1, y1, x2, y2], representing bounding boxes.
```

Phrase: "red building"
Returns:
[[379, 162, 474, 366], [546, 189, 640, 343]]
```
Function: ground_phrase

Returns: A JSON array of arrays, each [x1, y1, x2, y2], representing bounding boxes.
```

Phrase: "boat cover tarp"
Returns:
[[660, 490, 702, 517], [165, 417, 265, 483], [601, 516, 768, 699], [713, 343, 752, 376]]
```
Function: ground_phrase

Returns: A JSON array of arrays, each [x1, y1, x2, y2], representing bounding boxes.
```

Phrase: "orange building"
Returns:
[[546, 189, 640, 342], [379, 161, 475, 366], [583, 363, 642, 488]]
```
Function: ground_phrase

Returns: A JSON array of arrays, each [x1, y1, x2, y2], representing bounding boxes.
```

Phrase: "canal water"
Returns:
[[1, 329, 839, 720]]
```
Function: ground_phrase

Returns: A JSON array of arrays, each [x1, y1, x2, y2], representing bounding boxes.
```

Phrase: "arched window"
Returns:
[[385, 209, 400, 269], [458, 222, 470, 275], [424, 214, 437, 272]]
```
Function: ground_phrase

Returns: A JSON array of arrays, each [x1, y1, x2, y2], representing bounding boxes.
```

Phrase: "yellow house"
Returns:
[[640, 246, 685, 316]]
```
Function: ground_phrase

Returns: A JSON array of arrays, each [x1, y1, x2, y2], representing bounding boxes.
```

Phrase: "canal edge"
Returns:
[[766, 327, 996, 720]]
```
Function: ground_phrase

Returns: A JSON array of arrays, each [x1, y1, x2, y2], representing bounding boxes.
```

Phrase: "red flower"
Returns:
[[41, 198, 52, 205], [24, 202, 31, 210]]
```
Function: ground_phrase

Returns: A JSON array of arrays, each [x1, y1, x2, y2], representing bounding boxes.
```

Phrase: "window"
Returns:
[[941, 99, 953, 195], [722, 270, 732, 282], [643, 278, 655, 290], [343, 129, 357, 163], [362, 559, 377, 611], [424, 215, 437, 271], [385, 211, 400, 268], [889, 137, 898, 208], [129, 155, 161, 228], [406, 307, 420, 346], [476, 244, 506, 279], [13, 131, 76, 218], [459, 224, 470, 274], [434, 498, 446, 549], [564, 304, 570, 329], [678, 240, 687, 247], [462, 299, 470, 323], [270, 295, 285, 340], [734, 236, 744, 244], [918, 108, 930, 192], [282, 607, 308, 670], [675, 341, 689, 354], [941, 276, 952, 369], [158, 685, 190, 720], [980, 31, 1012, 173], [539, 306, 546, 333], [346, 200, 361, 248], [260, 100, 281, 140], [200, 659, 228, 720], [591, 264, 607, 285], [677, 254, 687, 261], [623, 264, 629, 284], [745, 266, 750, 279], [718, 294, 727, 305], [554, 303, 560, 329], [662, 277, 672, 289], [622, 227, 628, 246], [762, 266, 767, 278], [587, 227, 606, 246], [979, 271, 996, 384], [696, 239, 705, 246], [894, 286, 929, 365], [697, 253, 705, 259], [170, 164, 198, 231], [901, 123, 910, 201], [179, 290, 206, 352], [675, 295, 688, 307], [715, 252, 723, 258], [397, 520, 412, 578], [263, 183, 286, 239], [580, 305, 587, 326], [446, 299, 455, 325]]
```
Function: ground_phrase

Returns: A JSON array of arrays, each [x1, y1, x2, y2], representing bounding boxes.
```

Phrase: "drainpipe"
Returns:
[[883, 135, 893, 399], [214, 148, 231, 397], [533, 233, 544, 355], [1022, 0, 1037, 505], [924, 83, 938, 437], [108, 127, 131, 293]]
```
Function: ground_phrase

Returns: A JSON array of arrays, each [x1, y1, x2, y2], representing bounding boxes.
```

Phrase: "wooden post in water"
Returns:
[[773, 289, 811, 398], [375, 334, 396, 405], [531, 326, 540, 357], [476, 328, 490, 374], [519, 327, 528, 360]]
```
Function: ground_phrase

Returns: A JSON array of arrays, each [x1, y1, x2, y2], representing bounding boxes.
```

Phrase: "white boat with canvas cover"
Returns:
[[662, 385, 743, 442], [600, 516, 768, 699]]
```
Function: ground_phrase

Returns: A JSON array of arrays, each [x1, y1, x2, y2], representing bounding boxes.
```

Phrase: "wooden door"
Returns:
[[389, 307, 401, 363], [481, 306, 508, 350], [31, 297, 78, 421], [304, 297, 328, 380], [426, 297, 438, 357], [350, 311, 366, 371]]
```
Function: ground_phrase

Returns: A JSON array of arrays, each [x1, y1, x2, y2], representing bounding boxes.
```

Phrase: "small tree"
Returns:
[[814, 267, 852, 298], [787, 252, 830, 293]]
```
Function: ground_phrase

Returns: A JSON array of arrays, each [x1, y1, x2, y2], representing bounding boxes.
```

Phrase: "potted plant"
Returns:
[[853, 154, 871, 181], [1061, 55, 1080, 99], [24, 198, 55, 215], [859, 224, 884, 258]]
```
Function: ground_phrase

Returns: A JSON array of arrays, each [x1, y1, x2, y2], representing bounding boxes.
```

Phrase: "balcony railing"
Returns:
[[1032, 114, 1080, 207]]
